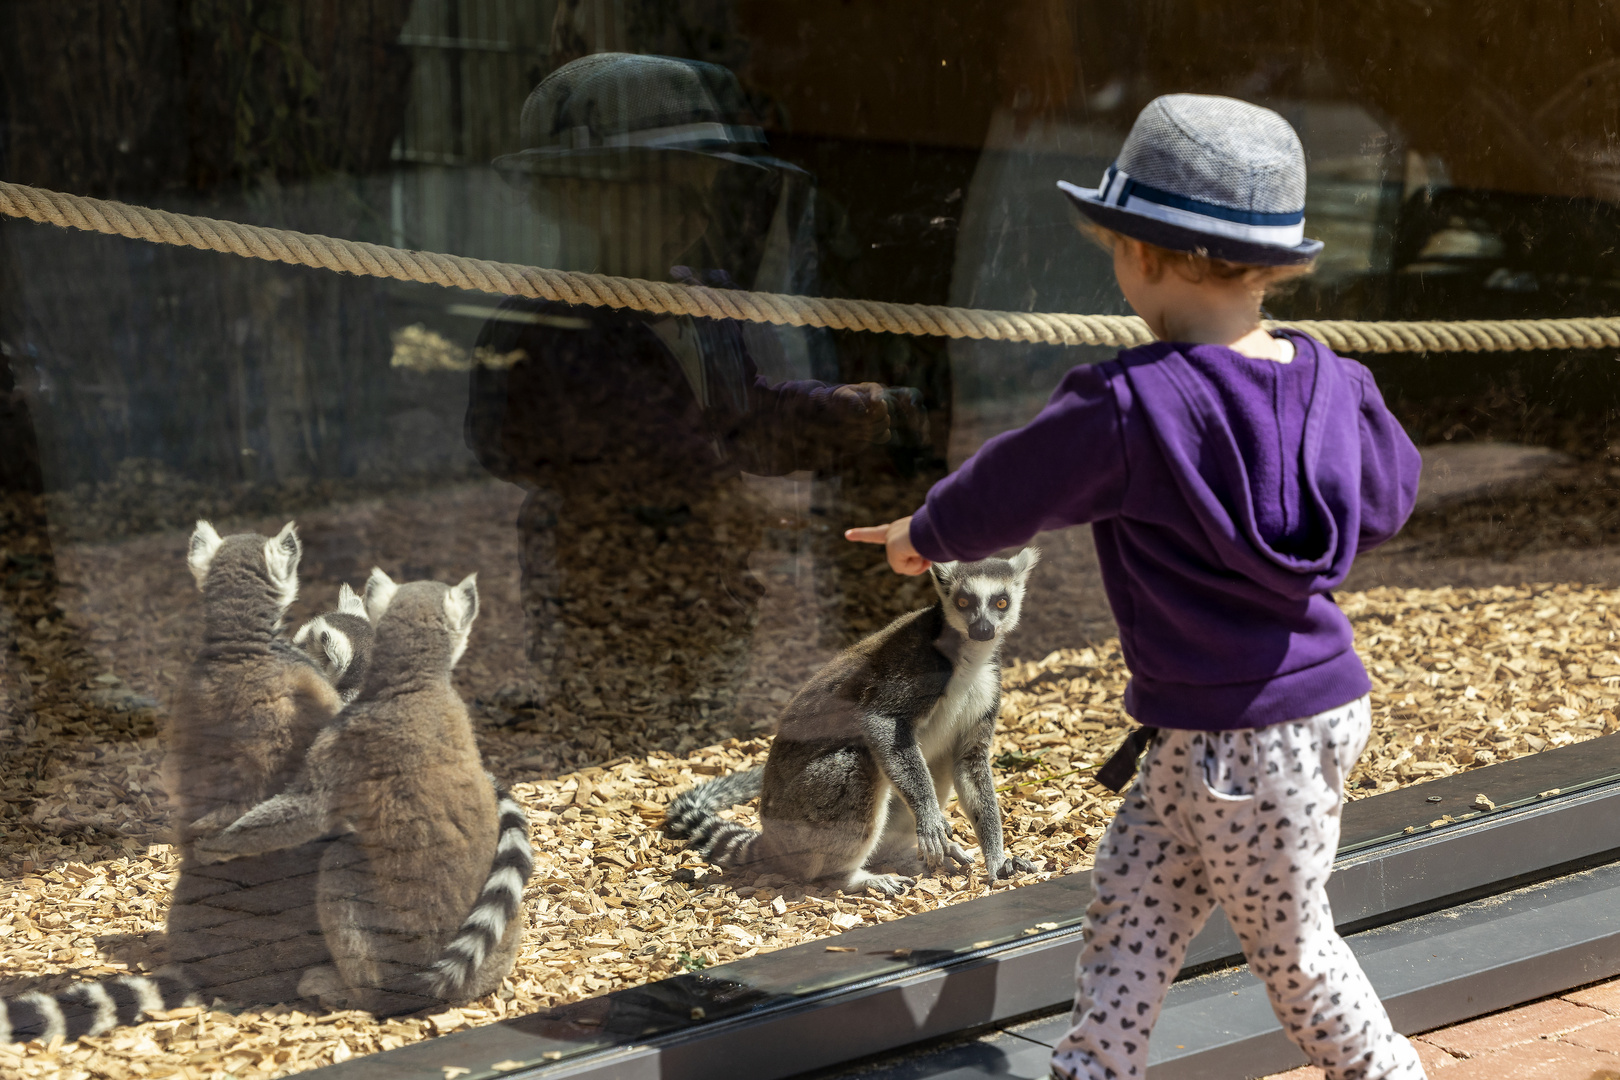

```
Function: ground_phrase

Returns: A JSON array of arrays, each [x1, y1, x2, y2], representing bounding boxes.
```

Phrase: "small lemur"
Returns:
[[0, 522, 343, 1043], [293, 583, 375, 704], [665, 550, 1041, 895], [193, 568, 533, 1015]]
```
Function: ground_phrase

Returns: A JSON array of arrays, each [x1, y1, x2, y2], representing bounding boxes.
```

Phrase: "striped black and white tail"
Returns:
[[422, 784, 535, 999], [662, 767, 765, 868], [1, 967, 198, 1043]]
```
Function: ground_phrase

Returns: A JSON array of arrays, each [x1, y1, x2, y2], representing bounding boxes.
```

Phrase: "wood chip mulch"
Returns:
[[3, 484, 1619, 1079]]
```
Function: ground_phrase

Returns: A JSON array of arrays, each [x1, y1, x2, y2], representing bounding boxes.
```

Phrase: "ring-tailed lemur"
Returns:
[[665, 550, 1041, 895], [293, 583, 374, 704], [0, 522, 344, 1042], [193, 569, 533, 1014]]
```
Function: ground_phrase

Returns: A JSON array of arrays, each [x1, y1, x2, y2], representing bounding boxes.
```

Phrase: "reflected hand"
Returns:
[[881, 386, 928, 447], [830, 382, 895, 444], [845, 516, 931, 575]]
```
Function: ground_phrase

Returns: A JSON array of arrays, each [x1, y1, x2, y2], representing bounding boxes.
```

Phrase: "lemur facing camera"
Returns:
[[194, 568, 532, 1016], [665, 550, 1041, 895], [293, 582, 375, 704]]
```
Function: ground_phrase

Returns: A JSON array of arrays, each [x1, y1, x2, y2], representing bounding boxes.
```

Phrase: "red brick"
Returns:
[[1566, 979, 1620, 1017], [1437, 1040, 1620, 1080], [1258, 1042, 1454, 1078], [1414, 1037, 1460, 1072], [1421, 999, 1609, 1057], [1565, 1017, 1620, 1055]]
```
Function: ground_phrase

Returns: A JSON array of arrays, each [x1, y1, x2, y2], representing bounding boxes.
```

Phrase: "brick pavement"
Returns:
[[1261, 977, 1620, 1079]]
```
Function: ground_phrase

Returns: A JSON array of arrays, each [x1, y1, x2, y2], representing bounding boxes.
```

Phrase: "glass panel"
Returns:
[[0, 1, 1616, 1075]]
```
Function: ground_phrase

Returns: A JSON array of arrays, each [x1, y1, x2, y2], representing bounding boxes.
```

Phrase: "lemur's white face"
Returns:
[[931, 549, 1040, 643]]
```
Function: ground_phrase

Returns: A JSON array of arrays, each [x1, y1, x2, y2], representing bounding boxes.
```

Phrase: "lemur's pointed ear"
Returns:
[[187, 521, 223, 589], [364, 568, 398, 622], [929, 561, 958, 589], [444, 572, 479, 633], [445, 573, 479, 668], [336, 582, 368, 620], [262, 522, 301, 608], [1010, 547, 1041, 580]]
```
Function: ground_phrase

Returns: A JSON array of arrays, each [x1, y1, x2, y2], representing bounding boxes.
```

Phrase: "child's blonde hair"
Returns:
[[1081, 222, 1313, 295]]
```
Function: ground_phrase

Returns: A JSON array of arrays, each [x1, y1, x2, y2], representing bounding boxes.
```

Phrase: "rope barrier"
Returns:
[[4, 179, 1620, 354]]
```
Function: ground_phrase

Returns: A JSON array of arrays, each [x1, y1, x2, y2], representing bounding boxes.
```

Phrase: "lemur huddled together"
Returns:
[[0, 522, 533, 1042], [664, 550, 1042, 895], [0, 520, 1042, 1044]]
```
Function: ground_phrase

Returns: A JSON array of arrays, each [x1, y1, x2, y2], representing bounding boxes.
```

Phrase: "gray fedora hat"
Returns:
[[494, 53, 787, 181], [1058, 94, 1323, 266]]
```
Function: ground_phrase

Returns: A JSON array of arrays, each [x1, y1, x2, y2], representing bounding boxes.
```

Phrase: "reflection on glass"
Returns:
[[1, 2, 1619, 1075], [466, 52, 926, 728]]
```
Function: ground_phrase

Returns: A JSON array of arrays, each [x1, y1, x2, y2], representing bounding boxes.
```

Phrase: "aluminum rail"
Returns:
[[308, 734, 1620, 1080]]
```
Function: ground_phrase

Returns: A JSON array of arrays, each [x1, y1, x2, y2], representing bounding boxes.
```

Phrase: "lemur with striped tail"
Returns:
[[0, 546, 525, 1040], [293, 582, 375, 704], [0, 522, 342, 1043], [665, 551, 1042, 895], [194, 568, 533, 1015]]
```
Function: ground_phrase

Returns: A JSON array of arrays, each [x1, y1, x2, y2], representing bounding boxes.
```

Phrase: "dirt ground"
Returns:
[[3, 459, 1620, 1078]]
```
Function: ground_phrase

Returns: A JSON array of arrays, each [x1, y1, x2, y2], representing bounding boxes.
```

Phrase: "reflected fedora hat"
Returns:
[[495, 52, 783, 180], [1058, 94, 1323, 266]]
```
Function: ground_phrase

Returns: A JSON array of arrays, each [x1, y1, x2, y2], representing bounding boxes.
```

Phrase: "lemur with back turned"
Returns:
[[194, 568, 532, 1015], [0, 540, 525, 1041], [0, 521, 344, 1043], [665, 550, 1041, 895]]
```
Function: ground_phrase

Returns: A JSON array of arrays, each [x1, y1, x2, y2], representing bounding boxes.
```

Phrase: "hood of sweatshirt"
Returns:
[[1122, 331, 1361, 601]]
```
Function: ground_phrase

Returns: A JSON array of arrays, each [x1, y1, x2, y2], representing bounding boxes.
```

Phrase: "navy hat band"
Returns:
[[1069, 162, 1306, 248]]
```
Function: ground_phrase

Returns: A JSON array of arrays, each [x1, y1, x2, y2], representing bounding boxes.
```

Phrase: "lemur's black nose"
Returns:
[[969, 620, 996, 641]]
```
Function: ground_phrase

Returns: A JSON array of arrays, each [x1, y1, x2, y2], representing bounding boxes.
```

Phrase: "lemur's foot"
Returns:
[[847, 870, 914, 896], [297, 966, 351, 1010], [942, 841, 976, 873], [987, 855, 1041, 880]]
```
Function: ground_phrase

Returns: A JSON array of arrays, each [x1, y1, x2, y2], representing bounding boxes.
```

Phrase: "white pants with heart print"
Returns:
[[1050, 696, 1427, 1080]]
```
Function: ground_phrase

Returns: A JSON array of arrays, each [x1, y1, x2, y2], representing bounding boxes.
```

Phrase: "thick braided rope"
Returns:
[[5, 179, 1620, 353]]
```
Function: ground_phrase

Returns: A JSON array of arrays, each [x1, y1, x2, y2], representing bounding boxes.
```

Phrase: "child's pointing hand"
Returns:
[[845, 517, 932, 576]]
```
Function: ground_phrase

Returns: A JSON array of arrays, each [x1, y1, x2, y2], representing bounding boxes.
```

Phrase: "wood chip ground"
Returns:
[[2, 478, 1618, 1079]]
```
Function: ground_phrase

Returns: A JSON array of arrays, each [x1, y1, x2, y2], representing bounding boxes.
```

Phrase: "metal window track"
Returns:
[[309, 735, 1620, 1080], [821, 861, 1620, 1079]]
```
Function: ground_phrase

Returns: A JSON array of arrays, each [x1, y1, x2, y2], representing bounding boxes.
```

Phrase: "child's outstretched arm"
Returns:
[[845, 517, 931, 575], [849, 363, 1130, 572]]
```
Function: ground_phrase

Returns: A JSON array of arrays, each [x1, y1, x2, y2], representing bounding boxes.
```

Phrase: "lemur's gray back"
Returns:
[[303, 571, 529, 1012], [166, 521, 341, 837]]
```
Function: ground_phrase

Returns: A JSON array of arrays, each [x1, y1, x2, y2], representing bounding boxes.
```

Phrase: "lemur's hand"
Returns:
[[187, 806, 241, 838], [916, 814, 974, 874], [845, 516, 931, 576], [915, 812, 951, 870], [188, 835, 242, 865]]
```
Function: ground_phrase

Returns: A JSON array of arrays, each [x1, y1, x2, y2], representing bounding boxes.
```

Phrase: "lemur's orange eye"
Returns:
[[955, 597, 970, 609], [996, 598, 1009, 610]]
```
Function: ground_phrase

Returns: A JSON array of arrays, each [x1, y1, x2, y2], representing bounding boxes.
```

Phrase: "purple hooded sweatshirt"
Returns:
[[909, 331, 1421, 731]]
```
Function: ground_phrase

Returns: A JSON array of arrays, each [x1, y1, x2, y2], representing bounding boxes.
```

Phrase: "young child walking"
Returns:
[[847, 95, 1426, 1080]]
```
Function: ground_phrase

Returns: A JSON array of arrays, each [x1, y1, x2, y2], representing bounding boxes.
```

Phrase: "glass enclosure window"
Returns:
[[1, 1, 1618, 1075]]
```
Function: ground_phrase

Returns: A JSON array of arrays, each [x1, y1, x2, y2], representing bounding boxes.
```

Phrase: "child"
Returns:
[[847, 95, 1425, 1080]]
